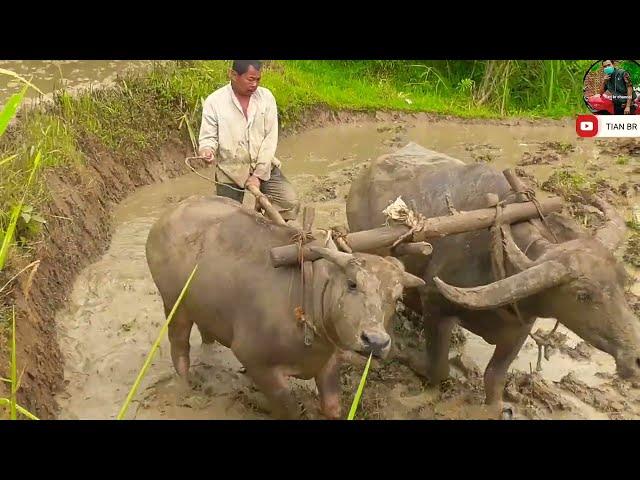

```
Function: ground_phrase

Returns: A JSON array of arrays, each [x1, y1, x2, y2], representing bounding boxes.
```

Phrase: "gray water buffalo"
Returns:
[[145, 195, 425, 419], [347, 142, 640, 409]]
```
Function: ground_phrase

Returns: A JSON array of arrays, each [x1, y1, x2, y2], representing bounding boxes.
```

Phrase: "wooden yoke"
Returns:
[[270, 195, 563, 267]]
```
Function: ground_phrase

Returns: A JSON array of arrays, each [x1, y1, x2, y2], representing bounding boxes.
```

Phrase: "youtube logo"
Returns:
[[576, 115, 599, 137]]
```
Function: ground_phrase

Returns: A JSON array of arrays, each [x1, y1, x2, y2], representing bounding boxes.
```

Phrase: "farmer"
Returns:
[[198, 60, 300, 221], [600, 60, 637, 115]]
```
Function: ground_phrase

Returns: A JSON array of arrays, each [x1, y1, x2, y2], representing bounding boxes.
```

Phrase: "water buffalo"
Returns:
[[347, 142, 640, 410], [145, 195, 425, 419]]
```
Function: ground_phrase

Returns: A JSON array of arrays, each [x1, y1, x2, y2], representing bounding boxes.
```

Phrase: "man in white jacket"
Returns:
[[198, 60, 300, 221]]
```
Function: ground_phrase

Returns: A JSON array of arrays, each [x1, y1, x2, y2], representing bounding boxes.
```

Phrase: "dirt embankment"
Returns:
[[0, 134, 192, 418]]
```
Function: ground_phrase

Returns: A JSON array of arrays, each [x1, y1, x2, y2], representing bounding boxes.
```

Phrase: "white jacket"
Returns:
[[198, 83, 281, 182]]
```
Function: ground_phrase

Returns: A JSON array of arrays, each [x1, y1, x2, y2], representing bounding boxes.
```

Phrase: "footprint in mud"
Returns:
[[556, 373, 633, 419], [597, 138, 640, 157], [518, 150, 562, 166], [135, 370, 267, 420], [517, 141, 575, 166]]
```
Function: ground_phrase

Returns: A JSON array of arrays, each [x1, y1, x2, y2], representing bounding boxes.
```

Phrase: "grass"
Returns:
[[347, 352, 373, 420], [0, 68, 45, 419], [0, 307, 39, 420], [620, 61, 640, 85], [0, 151, 42, 270], [541, 168, 596, 201]]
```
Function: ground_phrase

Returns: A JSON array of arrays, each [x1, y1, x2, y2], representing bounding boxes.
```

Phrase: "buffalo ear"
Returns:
[[384, 256, 425, 289]]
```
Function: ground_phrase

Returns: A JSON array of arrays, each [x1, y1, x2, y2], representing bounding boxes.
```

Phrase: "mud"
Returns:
[[504, 372, 573, 419], [556, 373, 638, 419], [597, 138, 640, 157], [517, 140, 574, 166], [14, 111, 639, 420], [561, 341, 594, 361], [624, 232, 640, 267]]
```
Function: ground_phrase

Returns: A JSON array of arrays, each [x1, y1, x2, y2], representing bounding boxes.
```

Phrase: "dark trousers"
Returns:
[[215, 166, 300, 221], [613, 102, 636, 115]]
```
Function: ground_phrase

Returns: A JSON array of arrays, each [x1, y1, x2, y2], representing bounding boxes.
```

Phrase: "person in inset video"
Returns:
[[600, 60, 637, 115]]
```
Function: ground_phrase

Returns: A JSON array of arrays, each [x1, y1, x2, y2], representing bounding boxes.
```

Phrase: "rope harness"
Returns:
[[488, 188, 561, 370], [292, 227, 352, 349], [293, 227, 316, 347], [382, 197, 429, 247]]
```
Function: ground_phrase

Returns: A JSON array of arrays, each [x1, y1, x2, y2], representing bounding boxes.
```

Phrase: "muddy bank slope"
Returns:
[[1, 134, 193, 418]]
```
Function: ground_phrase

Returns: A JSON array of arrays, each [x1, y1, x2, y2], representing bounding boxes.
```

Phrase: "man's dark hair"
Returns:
[[232, 60, 262, 75]]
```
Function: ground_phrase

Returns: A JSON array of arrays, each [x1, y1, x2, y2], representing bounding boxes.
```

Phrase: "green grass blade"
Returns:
[[0, 154, 18, 167], [0, 398, 39, 420], [117, 264, 199, 420], [0, 68, 45, 95], [181, 113, 198, 155], [0, 150, 42, 271], [0, 205, 21, 271], [0, 85, 27, 138], [25, 150, 42, 186], [347, 353, 373, 420], [10, 306, 17, 420], [16, 403, 39, 420]]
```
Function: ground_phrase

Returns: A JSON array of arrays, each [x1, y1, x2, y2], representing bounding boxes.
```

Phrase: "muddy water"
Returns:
[[0, 60, 160, 104], [54, 117, 640, 420]]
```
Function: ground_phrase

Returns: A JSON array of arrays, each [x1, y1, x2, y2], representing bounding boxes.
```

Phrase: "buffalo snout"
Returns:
[[360, 330, 391, 358]]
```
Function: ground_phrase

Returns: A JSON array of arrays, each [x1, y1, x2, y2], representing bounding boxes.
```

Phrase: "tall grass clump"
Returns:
[[0, 307, 38, 419]]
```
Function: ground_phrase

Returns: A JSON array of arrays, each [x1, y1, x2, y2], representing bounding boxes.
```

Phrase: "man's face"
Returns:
[[603, 60, 615, 75], [231, 65, 262, 96]]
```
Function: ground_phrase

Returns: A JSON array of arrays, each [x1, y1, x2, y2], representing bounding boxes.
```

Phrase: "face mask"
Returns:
[[604, 66, 615, 75]]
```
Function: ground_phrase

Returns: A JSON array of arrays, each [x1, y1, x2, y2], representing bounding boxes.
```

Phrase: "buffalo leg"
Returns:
[[315, 353, 342, 420], [246, 367, 300, 420], [168, 307, 193, 377], [484, 328, 530, 407], [424, 315, 458, 384], [198, 325, 217, 345]]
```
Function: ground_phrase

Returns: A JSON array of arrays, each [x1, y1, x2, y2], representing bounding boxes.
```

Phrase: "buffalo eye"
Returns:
[[347, 279, 357, 291]]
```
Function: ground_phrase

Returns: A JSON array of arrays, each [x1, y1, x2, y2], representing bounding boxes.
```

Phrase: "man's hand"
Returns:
[[604, 74, 611, 82], [200, 148, 216, 164], [625, 105, 631, 115], [245, 174, 261, 189]]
